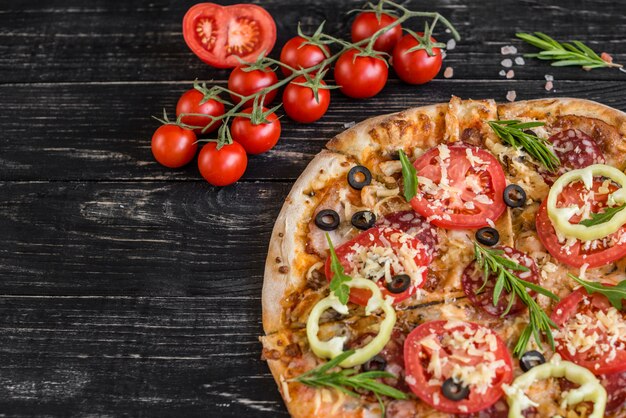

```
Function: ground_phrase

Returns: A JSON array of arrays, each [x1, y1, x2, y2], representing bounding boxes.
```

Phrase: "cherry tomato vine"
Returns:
[[151, 0, 460, 186]]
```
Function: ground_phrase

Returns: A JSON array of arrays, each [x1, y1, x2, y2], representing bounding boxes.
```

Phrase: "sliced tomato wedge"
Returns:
[[324, 226, 430, 305], [551, 286, 626, 375], [536, 179, 626, 268], [404, 321, 513, 414], [410, 144, 507, 229], [462, 246, 539, 317], [182, 3, 276, 68]]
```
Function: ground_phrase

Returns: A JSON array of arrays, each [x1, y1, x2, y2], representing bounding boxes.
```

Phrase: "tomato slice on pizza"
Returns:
[[462, 246, 539, 317], [536, 178, 626, 268], [410, 144, 507, 229], [551, 286, 626, 375], [403, 320, 513, 414], [324, 226, 431, 305]]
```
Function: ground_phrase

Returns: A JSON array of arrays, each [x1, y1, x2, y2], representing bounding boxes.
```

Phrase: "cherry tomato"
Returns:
[[182, 3, 276, 68], [197, 142, 247, 186], [392, 33, 443, 84], [279, 36, 329, 76], [351, 12, 402, 53], [325, 226, 431, 305], [536, 179, 626, 268], [282, 76, 330, 123], [462, 246, 539, 317], [231, 107, 281, 154], [151, 124, 197, 168], [410, 144, 507, 229], [334, 49, 388, 99], [228, 65, 278, 107], [404, 321, 513, 414], [551, 287, 626, 375], [175, 89, 225, 134]]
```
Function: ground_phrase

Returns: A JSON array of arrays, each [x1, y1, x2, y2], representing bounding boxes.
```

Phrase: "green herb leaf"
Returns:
[[516, 32, 623, 70], [293, 349, 407, 415], [398, 149, 418, 201], [473, 243, 559, 356], [326, 233, 352, 304], [488, 120, 561, 173], [579, 205, 626, 227], [569, 274, 626, 311]]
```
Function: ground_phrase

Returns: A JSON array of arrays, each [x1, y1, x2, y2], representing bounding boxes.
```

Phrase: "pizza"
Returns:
[[260, 97, 626, 418]]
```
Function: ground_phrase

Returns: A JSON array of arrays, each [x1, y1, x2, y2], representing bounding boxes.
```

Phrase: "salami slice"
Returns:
[[376, 211, 438, 257], [549, 129, 605, 176], [601, 371, 626, 413], [462, 246, 539, 317]]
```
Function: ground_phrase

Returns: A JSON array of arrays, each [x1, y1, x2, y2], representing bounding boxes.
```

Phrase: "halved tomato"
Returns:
[[536, 179, 626, 268], [182, 3, 276, 68], [404, 321, 513, 414], [325, 226, 430, 305], [551, 286, 626, 375], [410, 144, 507, 229]]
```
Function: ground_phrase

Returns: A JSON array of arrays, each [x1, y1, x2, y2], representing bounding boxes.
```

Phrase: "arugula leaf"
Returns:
[[569, 274, 626, 310], [398, 150, 418, 201], [326, 233, 352, 304], [579, 205, 626, 227]]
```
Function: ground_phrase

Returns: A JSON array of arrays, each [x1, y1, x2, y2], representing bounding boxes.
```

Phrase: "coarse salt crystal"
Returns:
[[446, 39, 456, 50], [499, 69, 506, 76], [515, 57, 525, 65], [501, 45, 518, 55], [440, 50, 447, 60], [501, 58, 513, 68], [545, 81, 553, 91], [506, 70, 515, 79], [445, 28, 451, 33], [506, 90, 517, 102], [444, 67, 454, 78], [343, 121, 356, 128], [545, 74, 554, 81]]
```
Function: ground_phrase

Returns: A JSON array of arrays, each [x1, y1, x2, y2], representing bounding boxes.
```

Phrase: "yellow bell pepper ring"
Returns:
[[503, 359, 607, 418], [306, 277, 396, 368], [547, 164, 626, 241]]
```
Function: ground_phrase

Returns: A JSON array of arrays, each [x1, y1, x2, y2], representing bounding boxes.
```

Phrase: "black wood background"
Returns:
[[0, 0, 624, 416]]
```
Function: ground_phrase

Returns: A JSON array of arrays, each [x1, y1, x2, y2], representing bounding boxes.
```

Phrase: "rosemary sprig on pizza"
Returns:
[[261, 96, 626, 417]]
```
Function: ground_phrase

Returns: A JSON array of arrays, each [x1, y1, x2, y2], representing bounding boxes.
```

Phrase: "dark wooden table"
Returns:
[[1, 0, 624, 416]]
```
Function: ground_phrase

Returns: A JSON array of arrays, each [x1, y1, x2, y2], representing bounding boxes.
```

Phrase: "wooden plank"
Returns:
[[1, 79, 625, 182], [0, 181, 291, 296], [0, 295, 287, 417], [0, 0, 624, 83]]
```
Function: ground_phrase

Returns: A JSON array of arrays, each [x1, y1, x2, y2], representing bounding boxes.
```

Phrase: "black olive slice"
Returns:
[[347, 166, 372, 190], [441, 378, 470, 401], [363, 355, 387, 372], [519, 350, 546, 372], [351, 211, 376, 230], [475, 227, 500, 247], [315, 209, 340, 231], [503, 184, 527, 208], [385, 274, 411, 294], [523, 129, 537, 137]]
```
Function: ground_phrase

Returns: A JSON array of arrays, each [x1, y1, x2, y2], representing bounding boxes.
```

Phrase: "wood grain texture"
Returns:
[[0, 0, 624, 83], [2, 0, 625, 416]]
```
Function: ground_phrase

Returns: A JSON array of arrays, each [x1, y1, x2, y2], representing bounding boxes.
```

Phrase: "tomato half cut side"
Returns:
[[536, 179, 626, 268], [551, 287, 626, 375], [410, 144, 507, 229], [324, 226, 431, 305], [182, 3, 276, 68], [404, 321, 513, 414]]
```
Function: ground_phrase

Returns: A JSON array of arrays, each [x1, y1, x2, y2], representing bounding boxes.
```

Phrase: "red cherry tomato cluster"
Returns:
[[154, 1, 459, 187]]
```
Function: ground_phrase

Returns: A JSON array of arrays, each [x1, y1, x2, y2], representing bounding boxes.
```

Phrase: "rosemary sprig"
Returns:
[[569, 274, 626, 311], [516, 32, 623, 70], [579, 205, 626, 227], [398, 149, 418, 201], [487, 120, 560, 173], [326, 234, 352, 304], [293, 350, 407, 414], [473, 243, 559, 357]]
